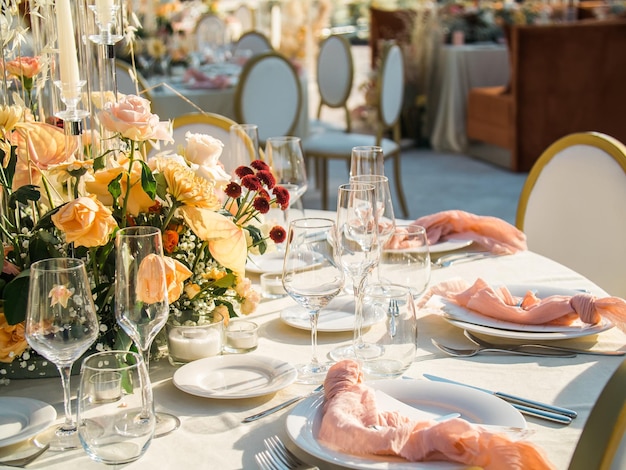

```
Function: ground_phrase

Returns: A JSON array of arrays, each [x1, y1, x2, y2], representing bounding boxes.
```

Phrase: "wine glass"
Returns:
[[379, 224, 431, 299], [265, 136, 308, 223], [350, 145, 384, 178], [77, 350, 155, 465], [329, 182, 381, 362], [228, 123, 259, 176], [282, 218, 344, 384], [115, 226, 180, 438], [25, 257, 99, 451]]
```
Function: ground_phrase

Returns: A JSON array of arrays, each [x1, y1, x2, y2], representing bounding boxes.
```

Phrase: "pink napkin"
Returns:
[[183, 68, 231, 89], [319, 360, 555, 469], [413, 210, 527, 254], [422, 278, 626, 334]]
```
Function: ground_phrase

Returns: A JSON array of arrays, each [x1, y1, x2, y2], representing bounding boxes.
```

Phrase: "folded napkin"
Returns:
[[183, 68, 231, 89], [421, 278, 626, 334], [413, 210, 527, 254], [319, 360, 555, 469]]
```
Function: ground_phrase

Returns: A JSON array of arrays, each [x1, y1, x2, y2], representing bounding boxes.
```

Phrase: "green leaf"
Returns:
[[3, 146, 17, 188], [33, 205, 63, 231], [8, 185, 40, 208], [214, 273, 236, 288], [28, 231, 62, 262], [138, 160, 157, 200], [155, 173, 168, 200], [108, 173, 123, 203], [4, 270, 30, 325]]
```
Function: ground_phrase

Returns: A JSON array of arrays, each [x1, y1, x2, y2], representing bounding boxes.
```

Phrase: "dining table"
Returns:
[[0, 210, 624, 469]]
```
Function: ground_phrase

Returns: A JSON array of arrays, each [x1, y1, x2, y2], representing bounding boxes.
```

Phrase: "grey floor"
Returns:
[[301, 45, 528, 225]]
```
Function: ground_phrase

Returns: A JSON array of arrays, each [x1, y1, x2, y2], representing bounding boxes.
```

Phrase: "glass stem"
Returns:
[[353, 275, 367, 348], [309, 309, 320, 366], [139, 346, 154, 420], [58, 365, 76, 431]]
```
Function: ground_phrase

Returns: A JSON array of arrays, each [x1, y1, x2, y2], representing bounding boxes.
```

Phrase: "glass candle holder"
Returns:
[[260, 272, 287, 299], [224, 319, 259, 354], [166, 313, 225, 365]]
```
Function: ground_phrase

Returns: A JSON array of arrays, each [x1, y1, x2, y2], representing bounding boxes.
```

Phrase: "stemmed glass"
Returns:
[[25, 257, 99, 451], [265, 136, 308, 223], [115, 226, 180, 438], [329, 182, 381, 362], [282, 218, 344, 384], [229, 123, 259, 176], [350, 145, 384, 178]]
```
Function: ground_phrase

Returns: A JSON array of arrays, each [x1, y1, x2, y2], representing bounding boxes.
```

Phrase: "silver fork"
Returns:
[[259, 435, 319, 470], [431, 338, 575, 358], [388, 298, 399, 337], [0, 444, 49, 468]]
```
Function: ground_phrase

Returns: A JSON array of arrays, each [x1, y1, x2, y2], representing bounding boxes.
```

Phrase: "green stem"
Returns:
[[120, 141, 135, 228], [90, 247, 100, 288], [190, 241, 208, 273], [161, 199, 182, 231]]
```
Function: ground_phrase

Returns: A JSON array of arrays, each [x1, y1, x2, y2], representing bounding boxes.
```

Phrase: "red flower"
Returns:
[[272, 185, 290, 209], [250, 159, 269, 171], [148, 201, 163, 213], [258, 188, 270, 200], [269, 226, 287, 244], [235, 166, 254, 178], [225, 182, 242, 199], [241, 175, 262, 191], [163, 229, 179, 253], [252, 196, 270, 214], [256, 170, 276, 189]]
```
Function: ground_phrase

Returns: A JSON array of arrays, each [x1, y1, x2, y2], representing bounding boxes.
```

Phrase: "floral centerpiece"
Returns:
[[0, 89, 289, 379]]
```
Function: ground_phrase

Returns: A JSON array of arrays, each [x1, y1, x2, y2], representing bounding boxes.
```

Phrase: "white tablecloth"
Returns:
[[1, 220, 624, 469], [428, 44, 510, 153]]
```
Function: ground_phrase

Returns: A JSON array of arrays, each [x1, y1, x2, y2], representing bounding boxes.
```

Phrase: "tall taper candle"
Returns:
[[95, 0, 115, 25], [56, 0, 81, 98]]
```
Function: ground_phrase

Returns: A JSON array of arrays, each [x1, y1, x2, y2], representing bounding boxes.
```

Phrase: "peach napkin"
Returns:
[[422, 278, 626, 334], [413, 210, 527, 254], [318, 360, 555, 470], [183, 68, 232, 89]]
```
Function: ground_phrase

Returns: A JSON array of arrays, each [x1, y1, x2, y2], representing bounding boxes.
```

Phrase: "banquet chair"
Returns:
[[516, 132, 626, 298], [233, 51, 301, 144], [233, 5, 256, 35], [115, 60, 152, 100], [302, 41, 409, 217], [194, 13, 227, 52], [232, 31, 273, 58], [568, 358, 626, 470]]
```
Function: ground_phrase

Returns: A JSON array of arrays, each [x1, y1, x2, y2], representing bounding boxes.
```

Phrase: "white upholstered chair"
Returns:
[[233, 5, 256, 35], [233, 51, 301, 143], [516, 132, 626, 298], [302, 42, 409, 217], [233, 30, 273, 58], [194, 13, 227, 51]]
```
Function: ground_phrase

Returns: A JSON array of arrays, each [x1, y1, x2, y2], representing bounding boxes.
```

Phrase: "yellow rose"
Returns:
[[0, 314, 28, 363], [51, 196, 117, 248], [98, 94, 173, 142], [0, 104, 23, 134]]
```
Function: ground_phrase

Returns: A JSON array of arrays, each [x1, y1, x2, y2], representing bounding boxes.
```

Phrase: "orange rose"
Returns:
[[163, 229, 179, 253], [51, 196, 118, 248], [0, 314, 28, 363], [135, 254, 168, 304], [163, 257, 192, 303], [98, 94, 173, 143], [4, 56, 42, 79]]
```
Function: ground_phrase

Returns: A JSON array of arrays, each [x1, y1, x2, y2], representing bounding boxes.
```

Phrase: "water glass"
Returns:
[[358, 284, 418, 379], [229, 123, 259, 176], [77, 351, 154, 465]]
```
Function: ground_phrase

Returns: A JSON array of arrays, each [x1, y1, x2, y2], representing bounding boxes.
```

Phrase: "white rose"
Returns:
[[185, 132, 223, 166]]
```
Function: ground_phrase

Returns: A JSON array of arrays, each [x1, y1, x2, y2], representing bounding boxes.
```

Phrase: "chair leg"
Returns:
[[393, 153, 409, 218], [321, 158, 329, 211]]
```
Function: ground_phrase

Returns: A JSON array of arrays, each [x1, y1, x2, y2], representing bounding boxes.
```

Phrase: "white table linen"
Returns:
[[428, 44, 510, 153], [1, 219, 624, 469]]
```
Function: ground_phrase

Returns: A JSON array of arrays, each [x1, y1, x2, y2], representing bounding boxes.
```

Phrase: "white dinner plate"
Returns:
[[428, 239, 473, 254], [0, 397, 56, 448], [246, 251, 286, 274], [173, 355, 297, 399], [434, 284, 613, 341], [286, 379, 526, 469], [280, 296, 385, 333]]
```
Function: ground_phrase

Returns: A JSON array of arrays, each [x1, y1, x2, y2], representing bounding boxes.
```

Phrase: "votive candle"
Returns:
[[95, 0, 115, 25], [168, 325, 222, 362]]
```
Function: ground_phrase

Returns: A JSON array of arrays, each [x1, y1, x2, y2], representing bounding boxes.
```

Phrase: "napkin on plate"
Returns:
[[318, 360, 555, 470], [412, 210, 527, 254], [421, 278, 626, 334], [183, 68, 232, 89]]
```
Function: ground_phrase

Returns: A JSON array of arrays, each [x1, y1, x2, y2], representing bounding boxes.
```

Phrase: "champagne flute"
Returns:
[[265, 136, 308, 223], [282, 218, 344, 384], [115, 226, 180, 438], [228, 123, 259, 176], [25, 257, 99, 451], [329, 182, 381, 362]]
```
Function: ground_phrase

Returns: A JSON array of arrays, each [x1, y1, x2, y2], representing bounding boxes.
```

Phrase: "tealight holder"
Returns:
[[166, 312, 225, 365], [224, 319, 259, 354]]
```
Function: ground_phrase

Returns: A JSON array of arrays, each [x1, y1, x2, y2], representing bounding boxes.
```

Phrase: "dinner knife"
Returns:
[[423, 374, 576, 424]]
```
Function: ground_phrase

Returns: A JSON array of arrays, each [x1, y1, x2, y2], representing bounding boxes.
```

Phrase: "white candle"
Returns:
[[225, 320, 259, 352], [168, 326, 223, 362], [55, 0, 81, 97], [95, 0, 115, 25]]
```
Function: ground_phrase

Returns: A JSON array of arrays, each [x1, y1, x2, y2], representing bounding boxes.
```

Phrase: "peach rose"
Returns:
[[51, 195, 118, 248], [12, 121, 76, 170], [0, 314, 28, 363], [4, 56, 42, 79], [98, 94, 173, 143], [135, 253, 168, 304], [163, 256, 192, 303]]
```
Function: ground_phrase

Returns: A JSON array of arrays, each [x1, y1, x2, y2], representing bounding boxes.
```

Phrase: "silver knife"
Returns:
[[423, 374, 576, 424]]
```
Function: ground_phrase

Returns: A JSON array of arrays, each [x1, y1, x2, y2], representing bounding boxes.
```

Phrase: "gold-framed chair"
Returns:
[[516, 131, 626, 297], [568, 358, 626, 470], [114, 59, 152, 100], [302, 41, 409, 217], [233, 31, 272, 58], [194, 13, 227, 52], [233, 51, 301, 144]]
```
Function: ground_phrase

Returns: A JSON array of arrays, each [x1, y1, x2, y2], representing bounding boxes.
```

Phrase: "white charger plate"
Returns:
[[280, 296, 385, 333], [0, 397, 56, 448], [428, 239, 473, 254], [173, 355, 297, 399], [434, 284, 613, 340], [286, 379, 526, 469]]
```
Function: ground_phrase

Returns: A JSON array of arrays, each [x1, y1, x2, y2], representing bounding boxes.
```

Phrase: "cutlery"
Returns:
[[259, 435, 319, 470], [431, 338, 576, 358], [423, 374, 576, 424], [0, 443, 49, 468], [464, 330, 626, 357], [433, 252, 495, 268], [242, 384, 324, 423]]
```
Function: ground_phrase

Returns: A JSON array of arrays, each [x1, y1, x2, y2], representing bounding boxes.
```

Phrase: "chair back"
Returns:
[[233, 31, 273, 58], [233, 4, 255, 34], [115, 60, 151, 100], [516, 132, 626, 297], [316, 34, 354, 131], [234, 51, 301, 143], [194, 14, 227, 51], [376, 41, 405, 144], [568, 358, 626, 470]]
